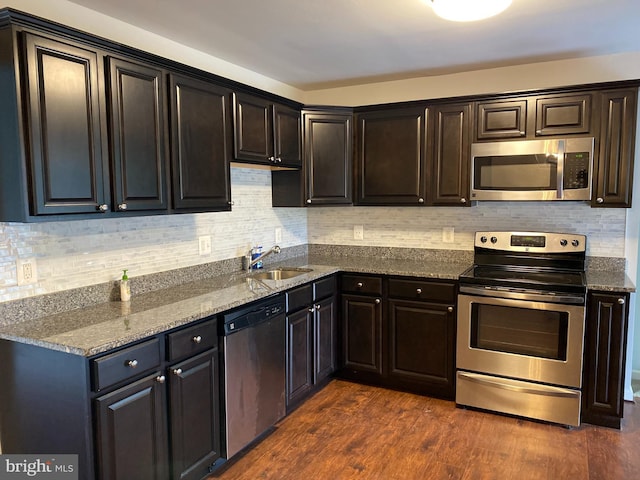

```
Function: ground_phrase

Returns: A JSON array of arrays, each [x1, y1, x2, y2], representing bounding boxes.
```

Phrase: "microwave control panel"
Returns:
[[563, 152, 590, 190]]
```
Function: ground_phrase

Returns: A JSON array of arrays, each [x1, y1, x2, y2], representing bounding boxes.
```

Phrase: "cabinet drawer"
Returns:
[[314, 275, 336, 301], [287, 283, 313, 313], [91, 338, 161, 391], [388, 278, 456, 303], [341, 274, 383, 295], [166, 317, 217, 362]]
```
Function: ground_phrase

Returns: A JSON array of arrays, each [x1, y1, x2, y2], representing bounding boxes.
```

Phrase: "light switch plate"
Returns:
[[275, 227, 282, 243], [442, 227, 455, 243], [354, 225, 364, 240], [199, 236, 212, 255]]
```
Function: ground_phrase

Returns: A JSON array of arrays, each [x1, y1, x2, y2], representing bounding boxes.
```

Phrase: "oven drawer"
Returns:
[[456, 371, 581, 427], [388, 278, 455, 302]]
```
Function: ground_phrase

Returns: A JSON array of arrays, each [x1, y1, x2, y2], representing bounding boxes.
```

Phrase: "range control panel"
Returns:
[[474, 231, 586, 253]]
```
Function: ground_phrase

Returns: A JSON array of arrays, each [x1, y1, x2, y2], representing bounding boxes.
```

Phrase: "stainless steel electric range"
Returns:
[[456, 231, 587, 427]]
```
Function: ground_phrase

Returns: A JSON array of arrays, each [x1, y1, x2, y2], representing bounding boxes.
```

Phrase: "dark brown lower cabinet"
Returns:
[[338, 274, 456, 399], [387, 299, 455, 398], [285, 277, 337, 410], [168, 350, 222, 480], [95, 373, 169, 480], [582, 291, 630, 428], [340, 294, 384, 379]]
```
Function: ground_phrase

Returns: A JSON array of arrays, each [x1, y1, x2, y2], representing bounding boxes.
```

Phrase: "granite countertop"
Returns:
[[0, 254, 633, 357]]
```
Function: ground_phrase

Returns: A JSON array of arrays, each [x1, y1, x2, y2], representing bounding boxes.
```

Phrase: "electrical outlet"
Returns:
[[442, 227, 455, 243], [16, 258, 38, 285], [353, 225, 364, 240], [198, 236, 212, 255], [275, 227, 282, 243]]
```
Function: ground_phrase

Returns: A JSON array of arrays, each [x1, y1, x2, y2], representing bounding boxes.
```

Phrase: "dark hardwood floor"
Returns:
[[210, 380, 640, 480]]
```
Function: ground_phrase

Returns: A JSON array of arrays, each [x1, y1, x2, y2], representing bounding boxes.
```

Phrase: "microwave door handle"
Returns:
[[556, 139, 565, 199]]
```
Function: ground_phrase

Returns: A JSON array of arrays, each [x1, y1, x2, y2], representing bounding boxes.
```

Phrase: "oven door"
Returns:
[[457, 293, 585, 388]]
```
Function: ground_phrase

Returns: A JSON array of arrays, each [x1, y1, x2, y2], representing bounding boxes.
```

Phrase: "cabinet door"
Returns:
[[429, 103, 471, 206], [341, 294, 383, 375], [387, 299, 455, 399], [95, 373, 169, 480], [356, 106, 427, 205], [582, 292, 630, 428], [232, 92, 273, 164], [314, 295, 337, 383], [305, 111, 353, 205], [108, 57, 168, 212], [475, 99, 527, 140], [23, 33, 108, 215], [273, 104, 302, 168], [286, 308, 314, 407], [168, 350, 221, 480], [593, 89, 637, 207], [535, 93, 592, 136], [169, 74, 232, 211]]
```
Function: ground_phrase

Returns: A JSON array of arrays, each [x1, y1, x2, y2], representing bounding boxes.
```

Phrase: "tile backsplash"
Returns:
[[0, 165, 628, 304], [0, 167, 307, 303]]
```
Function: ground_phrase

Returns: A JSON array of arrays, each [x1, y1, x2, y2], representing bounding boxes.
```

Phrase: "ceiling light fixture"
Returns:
[[429, 0, 512, 22]]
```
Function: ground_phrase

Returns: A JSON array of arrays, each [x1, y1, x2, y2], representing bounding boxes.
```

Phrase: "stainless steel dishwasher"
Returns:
[[221, 295, 286, 459]]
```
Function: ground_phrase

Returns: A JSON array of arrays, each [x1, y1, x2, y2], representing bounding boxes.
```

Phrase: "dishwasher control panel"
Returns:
[[222, 296, 285, 335]]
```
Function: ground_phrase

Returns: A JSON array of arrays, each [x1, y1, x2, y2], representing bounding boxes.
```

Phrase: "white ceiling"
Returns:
[[68, 0, 640, 90]]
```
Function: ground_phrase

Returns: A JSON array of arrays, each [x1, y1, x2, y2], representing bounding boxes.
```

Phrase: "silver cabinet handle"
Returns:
[[356, 282, 363, 288], [192, 335, 202, 344], [418, 198, 424, 204], [596, 197, 604, 204], [308, 307, 315, 313], [117, 203, 127, 211], [416, 288, 422, 294], [173, 368, 183, 376], [375, 298, 381, 304], [447, 306, 454, 313], [315, 304, 321, 310], [268, 156, 276, 162], [228, 201, 235, 206], [460, 198, 467, 204], [306, 199, 312, 204], [618, 298, 625, 305], [126, 359, 138, 368], [97, 204, 108, 212], [276, 157, 282, 163], [156, 375, 166, 384]]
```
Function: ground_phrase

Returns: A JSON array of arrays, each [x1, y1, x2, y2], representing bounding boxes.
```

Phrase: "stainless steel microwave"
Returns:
[[470, 137, 594, 201]]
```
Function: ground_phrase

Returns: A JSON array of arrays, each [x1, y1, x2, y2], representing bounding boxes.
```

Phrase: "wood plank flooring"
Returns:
[[209, 380, 640, 480]]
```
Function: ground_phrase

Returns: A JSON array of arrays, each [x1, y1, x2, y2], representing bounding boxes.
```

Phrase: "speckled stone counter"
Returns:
[[0, 249, 634, 358]]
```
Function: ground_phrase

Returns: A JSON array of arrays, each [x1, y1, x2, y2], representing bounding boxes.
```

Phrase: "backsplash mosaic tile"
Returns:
[[0, 165, 629, 306]]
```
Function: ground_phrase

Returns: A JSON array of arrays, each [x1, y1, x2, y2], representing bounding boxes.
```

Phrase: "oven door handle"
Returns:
[[459, 285, 585, 305], [458, 372, 578, 398]]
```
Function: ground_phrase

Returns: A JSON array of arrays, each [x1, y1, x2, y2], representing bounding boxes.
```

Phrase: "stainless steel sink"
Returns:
[[251, 267, 313, 281]]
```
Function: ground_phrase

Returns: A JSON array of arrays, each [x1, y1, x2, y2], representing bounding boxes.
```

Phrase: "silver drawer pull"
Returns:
[[173, 368, 183, 376], [375, 298, 381, 304], [126, 359, 138, 368], [618, 298, 625, 305], [356, 282, 363, 288], [447, 306, 454, 312], [192, 335, 202, 344], [416, 288, 422, 294], [155, 375, 166, 384]]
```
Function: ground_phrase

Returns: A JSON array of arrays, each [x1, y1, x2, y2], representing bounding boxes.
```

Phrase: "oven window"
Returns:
[[470, 304, 568, 360], [474, 155, 556, 190]]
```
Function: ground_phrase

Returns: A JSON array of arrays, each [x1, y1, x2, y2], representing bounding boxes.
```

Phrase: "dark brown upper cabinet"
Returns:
[[107, 57, 168, 213], [272, 108, 353, 207], [232, 92, 301, 168], [428, 102, 471, 206], [593, 89, 637, 208], [169, 74, 232, 212], [535, 93, 592, 136], [355, 106, 427, 205], [22, 33, 110, 216], [475, 99, 527, 140], [475, 93, 594, 140]]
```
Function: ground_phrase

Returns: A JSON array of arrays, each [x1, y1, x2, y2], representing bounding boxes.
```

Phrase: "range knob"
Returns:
[[480, 236, 488, 243], [490, 236, 498, 244], [560, 239, 568, 247], [571, 239, 580, 247]]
